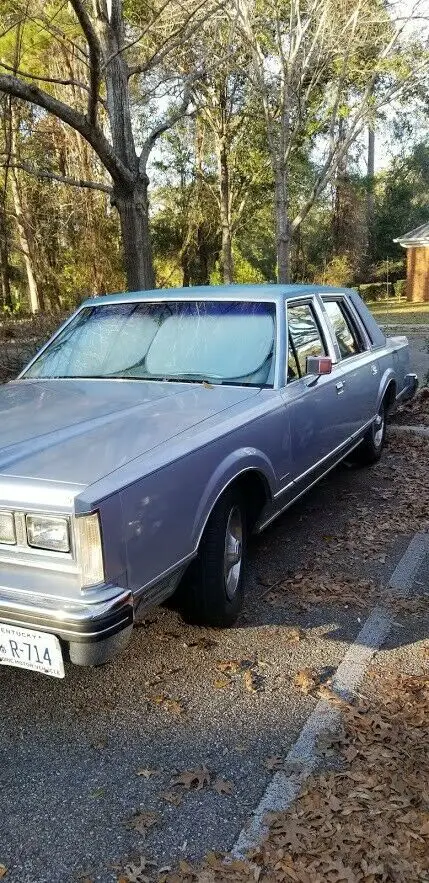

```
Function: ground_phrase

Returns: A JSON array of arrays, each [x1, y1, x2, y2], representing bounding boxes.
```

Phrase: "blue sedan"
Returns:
[[0, 285, 417, 676]]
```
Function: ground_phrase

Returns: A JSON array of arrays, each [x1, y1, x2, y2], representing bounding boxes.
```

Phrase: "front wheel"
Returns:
[[353, 402, 387, 466], [179, 487, 247, 627]]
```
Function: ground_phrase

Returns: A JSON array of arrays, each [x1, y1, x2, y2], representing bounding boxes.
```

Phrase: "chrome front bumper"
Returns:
[[0, 580, 134, 666]]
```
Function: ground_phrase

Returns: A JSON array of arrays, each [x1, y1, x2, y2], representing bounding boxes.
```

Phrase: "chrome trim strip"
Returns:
[[273, 417, 374, 500], [258, 439, 363, 532], [133, 551, 196, 600]]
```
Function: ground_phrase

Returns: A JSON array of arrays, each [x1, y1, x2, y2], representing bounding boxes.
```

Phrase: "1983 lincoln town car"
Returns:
[[0, 284, 418, 677]]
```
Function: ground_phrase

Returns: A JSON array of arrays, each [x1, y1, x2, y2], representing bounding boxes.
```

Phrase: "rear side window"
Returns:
[[323, 300, 361, 359], [287, 302, 327, 378]]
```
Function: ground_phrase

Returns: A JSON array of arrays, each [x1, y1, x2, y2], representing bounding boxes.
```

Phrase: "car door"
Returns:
[[282, 298, 345, 486], [320, 295, 380, 439]]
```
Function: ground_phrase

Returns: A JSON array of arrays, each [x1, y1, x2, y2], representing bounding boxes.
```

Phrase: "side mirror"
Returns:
[[306, 355, 332, 377]]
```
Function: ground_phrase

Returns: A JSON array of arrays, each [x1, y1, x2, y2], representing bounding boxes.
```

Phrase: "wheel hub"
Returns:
[[224, 506, 243, 601]]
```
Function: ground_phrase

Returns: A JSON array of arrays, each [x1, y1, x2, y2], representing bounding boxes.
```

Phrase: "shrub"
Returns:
[[394, 279, 407, 299], [358, 282, 392, 302]]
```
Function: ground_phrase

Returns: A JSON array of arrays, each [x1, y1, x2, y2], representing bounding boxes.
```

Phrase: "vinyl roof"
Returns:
[[84, 283, 354, 307]]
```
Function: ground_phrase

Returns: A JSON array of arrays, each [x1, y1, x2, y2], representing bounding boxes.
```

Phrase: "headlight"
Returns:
[[26, 514, 70, 553], [75, 512, 104, 587], [0, 511, 16, 545]]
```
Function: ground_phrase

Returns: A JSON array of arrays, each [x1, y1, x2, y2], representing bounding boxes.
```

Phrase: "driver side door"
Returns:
[[283, 299, 346, 489]]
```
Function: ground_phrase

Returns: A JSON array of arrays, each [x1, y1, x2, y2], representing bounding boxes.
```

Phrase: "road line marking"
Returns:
[[231, 532, 427, 859]]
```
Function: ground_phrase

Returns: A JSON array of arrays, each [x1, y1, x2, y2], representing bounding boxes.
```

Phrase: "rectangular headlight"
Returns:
[[0, 511, 16, 545], [75, 512, 104, 587], [26, 514, 70, 553]]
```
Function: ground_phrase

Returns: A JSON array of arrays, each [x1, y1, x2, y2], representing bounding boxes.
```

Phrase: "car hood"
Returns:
[[0, 379, 259, 488]]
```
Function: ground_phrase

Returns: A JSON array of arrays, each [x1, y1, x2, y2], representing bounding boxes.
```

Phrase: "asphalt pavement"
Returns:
[[0, 333, 428, 883]]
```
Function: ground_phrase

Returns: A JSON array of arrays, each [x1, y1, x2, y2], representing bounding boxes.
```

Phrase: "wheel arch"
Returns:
[[192, 452, 275, 550], [377, 369, 397, 413]]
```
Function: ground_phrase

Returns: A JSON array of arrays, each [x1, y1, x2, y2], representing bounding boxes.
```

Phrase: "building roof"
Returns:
[[85, 283, 354, 307], [394, 221, 429, 247]]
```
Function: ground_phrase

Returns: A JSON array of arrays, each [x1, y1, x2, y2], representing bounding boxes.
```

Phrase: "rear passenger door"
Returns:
[[320, 295, 380, 437]]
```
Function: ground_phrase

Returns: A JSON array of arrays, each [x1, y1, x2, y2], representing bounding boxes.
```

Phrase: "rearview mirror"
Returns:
[[306, 355, 332, 376]]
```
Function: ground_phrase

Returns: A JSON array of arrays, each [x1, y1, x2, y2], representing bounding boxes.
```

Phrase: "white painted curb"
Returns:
[[232, 533, 429, 858]]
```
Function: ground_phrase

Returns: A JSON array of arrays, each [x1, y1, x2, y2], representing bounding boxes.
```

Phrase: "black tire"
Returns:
[[179, 486, 247, 627], [353, 401, 387, 466]]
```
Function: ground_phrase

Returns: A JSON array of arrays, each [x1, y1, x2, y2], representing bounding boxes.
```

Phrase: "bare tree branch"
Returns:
[[139, 78, 197, 170], [0, 74, 132, 186], [68, 0, 102, 126], [0, 59, 106, 108], [1, 159, 112, 193]]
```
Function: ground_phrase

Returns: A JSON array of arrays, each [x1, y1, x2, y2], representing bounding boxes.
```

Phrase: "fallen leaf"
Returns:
[[212, 777, 234, 795], [163, 699, 184, 716], [119, 856, 155, 883], [217, 660, 241, 674], [294, 668, 319, 694], [171, 767, 211, 790], [263, 755, 284, 771], [243, 670, 258, 693], [136, 768, 158, 779], [284, 627, 306, 643], [0, 868, 7, 880], [125, 811, 160, 836], [161, 790, 183, 806], [213, 677, 230, 689]]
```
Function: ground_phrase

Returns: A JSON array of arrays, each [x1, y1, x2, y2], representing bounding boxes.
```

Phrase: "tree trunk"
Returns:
[[216, 135, 234, 284], [366, 124, 375, 257], [114, 178, 155, 291], [10, 170, 40, 313], [96, 2, 155, 291], [0, 201, 13, 310], [275, 166, 291, 283]]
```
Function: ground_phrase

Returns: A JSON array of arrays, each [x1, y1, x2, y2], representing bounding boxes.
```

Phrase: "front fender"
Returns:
[[191, 448, 276, 548]]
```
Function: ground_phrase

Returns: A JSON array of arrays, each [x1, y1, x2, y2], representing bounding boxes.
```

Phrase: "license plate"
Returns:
[[0, 623, 64, 678]]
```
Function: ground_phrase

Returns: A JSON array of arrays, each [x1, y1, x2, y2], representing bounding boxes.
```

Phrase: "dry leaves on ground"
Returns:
[[137, 769, 159, 779], [262, 431, 429, 614], [118, 663, 429, 882], [161, 790, 183, 807], [125, 811, 160, 837], [293, 668, 321, 695], [147, 695, 185, 716], [171, 767, 211, 791], [263, 755, 284, 771], [212, 777, 234, 796], [118, 856, 155, 883], [390, 387, 429, 426], [0, 866, 7, 879]]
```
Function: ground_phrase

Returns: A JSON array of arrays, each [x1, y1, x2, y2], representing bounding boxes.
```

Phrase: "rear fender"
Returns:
[[377, 368, 396, 411]]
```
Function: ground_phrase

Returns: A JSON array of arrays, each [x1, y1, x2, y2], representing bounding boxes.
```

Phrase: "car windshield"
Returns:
[[22, 300, 276, 387]]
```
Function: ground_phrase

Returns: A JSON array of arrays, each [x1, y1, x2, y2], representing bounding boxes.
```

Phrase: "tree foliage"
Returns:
[[0, 0, 428, 310]]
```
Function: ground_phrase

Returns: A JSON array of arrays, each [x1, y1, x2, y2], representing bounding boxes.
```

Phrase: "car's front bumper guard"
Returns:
[[0, 585, 134, 645]]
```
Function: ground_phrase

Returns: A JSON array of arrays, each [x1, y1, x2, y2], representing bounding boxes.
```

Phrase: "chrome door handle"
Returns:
[[336, 381, 344, 394]]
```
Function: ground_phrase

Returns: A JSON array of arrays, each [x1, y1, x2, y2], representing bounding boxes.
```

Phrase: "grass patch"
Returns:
[[367, 300, 429, 326]]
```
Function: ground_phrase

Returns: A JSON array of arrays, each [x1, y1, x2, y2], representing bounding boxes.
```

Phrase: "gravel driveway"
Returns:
[[1, 439, 427, 883], [0, 332, 428, 883]]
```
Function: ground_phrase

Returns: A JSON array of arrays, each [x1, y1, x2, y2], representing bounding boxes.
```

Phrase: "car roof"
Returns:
[[83, 283, 355, 308]]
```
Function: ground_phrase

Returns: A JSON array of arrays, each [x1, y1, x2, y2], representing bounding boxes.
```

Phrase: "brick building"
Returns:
[[394, 222, 429, 302]]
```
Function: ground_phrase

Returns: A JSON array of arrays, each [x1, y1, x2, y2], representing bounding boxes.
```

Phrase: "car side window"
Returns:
[[323, 300, 361, 359], [287, 302, 327, 378]]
